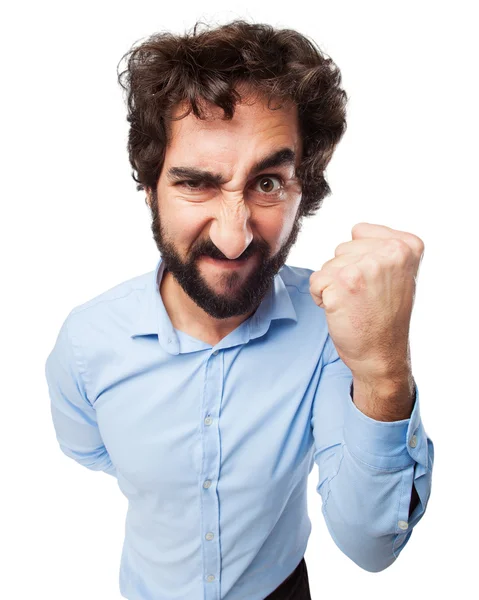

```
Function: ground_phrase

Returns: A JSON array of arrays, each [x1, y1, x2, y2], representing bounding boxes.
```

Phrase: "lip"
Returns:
[[201, 255, 252, 268]]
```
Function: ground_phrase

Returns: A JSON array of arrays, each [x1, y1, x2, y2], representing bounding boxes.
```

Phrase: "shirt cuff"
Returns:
[[344, 380, 430, 471]]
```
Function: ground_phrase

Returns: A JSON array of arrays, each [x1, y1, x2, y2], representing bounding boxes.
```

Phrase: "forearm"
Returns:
[[351, 376, 421, 517], [57, 439, 117, 478], [313, 336, 434, 573], [321, 445, 418, 572], [351, 374, 420, 517], [318, 378, 432, 572]]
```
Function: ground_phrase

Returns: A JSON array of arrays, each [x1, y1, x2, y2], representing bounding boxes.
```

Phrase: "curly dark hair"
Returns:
[[117, 19, 348, 219]]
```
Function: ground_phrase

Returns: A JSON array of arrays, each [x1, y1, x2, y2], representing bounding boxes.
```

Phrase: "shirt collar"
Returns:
[[129, 255, 297, 352]]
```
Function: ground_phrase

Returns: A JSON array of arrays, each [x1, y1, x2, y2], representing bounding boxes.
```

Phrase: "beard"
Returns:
[[148, 192, 303, 319]]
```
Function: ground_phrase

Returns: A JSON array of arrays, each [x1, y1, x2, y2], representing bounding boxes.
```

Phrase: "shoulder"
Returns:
[[276, 262, 330, 359], [278, 262, 325, 324], [65, 267, 152, 338], [278, 263, 315, 294]]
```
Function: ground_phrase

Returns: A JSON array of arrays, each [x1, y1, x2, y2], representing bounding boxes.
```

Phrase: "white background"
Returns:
[[2, 1, 477, 598]]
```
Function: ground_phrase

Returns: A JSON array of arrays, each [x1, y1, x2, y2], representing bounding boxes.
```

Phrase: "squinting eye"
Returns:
[[177, 180, 206, 190]]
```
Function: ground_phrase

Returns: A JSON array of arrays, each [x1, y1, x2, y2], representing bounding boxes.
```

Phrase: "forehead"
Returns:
[[165, 93, 301, 169]]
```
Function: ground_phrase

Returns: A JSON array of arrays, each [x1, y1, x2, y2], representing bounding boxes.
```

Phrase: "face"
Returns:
[[147, 89, 303, 320]]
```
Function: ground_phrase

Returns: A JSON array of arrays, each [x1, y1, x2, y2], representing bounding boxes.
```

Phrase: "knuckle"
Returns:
[[386, 238, 410, 263], [386, 238, 406, 253], [321, 258, 333, 270], [339, 263, 363, 290], [412, 235, 425, 256]]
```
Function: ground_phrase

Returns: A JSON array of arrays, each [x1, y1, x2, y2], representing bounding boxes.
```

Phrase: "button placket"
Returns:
[[201, 347, 223, 595]]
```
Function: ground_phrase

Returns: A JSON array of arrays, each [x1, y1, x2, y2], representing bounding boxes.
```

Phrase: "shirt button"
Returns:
[[205, 532, 214, 541], [203, 480, 212, 489], [204, 416, 213, 426], [206, 574, 215, 582], [212, 350, 219, 355], [409, 434, 417, 448], [398, 520, 409, 530]]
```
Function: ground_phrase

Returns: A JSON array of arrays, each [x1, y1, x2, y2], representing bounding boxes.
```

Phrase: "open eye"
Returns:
[[253, 175, 283, 195]]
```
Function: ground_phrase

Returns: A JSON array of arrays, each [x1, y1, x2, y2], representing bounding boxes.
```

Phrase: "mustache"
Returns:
[[193, 244, 266, 262]]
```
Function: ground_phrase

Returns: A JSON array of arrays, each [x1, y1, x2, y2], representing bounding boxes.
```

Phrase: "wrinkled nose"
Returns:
[[208, 201, 254, 259]]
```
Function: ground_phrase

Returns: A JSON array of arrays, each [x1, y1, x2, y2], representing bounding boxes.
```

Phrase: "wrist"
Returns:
[[351, 370, 415, 422]]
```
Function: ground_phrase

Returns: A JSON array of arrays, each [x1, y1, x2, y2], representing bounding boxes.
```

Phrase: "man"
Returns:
[[45, 19, 434, 600]]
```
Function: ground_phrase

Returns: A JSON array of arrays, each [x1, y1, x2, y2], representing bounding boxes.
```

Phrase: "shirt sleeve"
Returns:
[[44, 313, 117, 478], [311, 333, 434, 572]]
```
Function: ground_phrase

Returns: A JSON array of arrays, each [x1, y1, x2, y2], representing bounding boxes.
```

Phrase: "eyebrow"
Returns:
[[166, 147, 297, 185]]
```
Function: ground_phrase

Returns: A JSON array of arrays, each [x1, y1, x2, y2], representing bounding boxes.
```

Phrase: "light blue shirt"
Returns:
[[44, 255, 434, 600]]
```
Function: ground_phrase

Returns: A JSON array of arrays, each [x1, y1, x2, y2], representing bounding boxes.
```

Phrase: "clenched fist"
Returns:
[[309, 222, 425, 382]]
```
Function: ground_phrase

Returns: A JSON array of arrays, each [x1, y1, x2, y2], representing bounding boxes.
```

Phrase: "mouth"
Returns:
[[201, 255, 253, 268]]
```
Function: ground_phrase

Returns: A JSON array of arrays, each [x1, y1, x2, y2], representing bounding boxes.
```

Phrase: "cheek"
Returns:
[[255, 204, 299, 252], [158, 196, 206, 243]]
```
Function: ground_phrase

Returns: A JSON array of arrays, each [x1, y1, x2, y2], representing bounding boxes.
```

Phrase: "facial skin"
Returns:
[[146, 87, 304, 345]]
